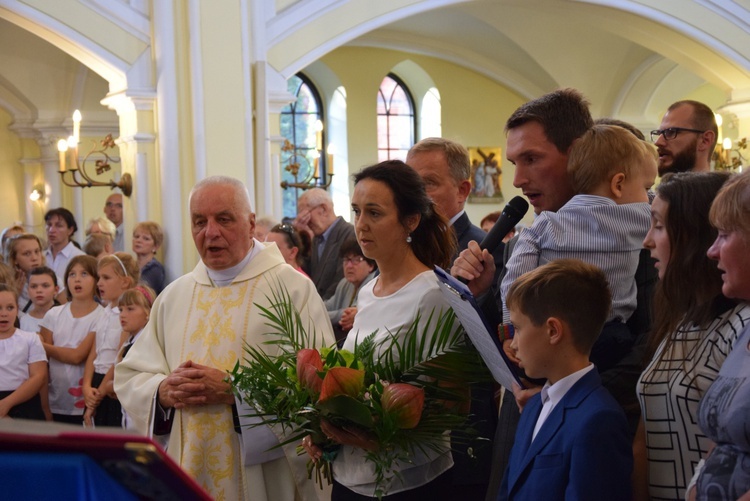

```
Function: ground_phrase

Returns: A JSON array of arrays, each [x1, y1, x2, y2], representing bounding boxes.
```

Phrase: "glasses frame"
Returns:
[[342, 256, 366, 265], [650, 127, 706, 142]]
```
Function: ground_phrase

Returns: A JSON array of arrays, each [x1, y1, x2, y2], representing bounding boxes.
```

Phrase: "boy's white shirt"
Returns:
[[532, 363, 595, 441]]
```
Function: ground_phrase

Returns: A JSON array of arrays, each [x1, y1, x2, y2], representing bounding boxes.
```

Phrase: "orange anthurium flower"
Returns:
[[318, 367, 364, 403]]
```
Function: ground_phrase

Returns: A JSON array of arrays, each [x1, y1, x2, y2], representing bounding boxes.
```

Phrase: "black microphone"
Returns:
[[479, 196, 529, 252]]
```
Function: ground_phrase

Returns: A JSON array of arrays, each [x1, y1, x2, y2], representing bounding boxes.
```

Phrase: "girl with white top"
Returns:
[[19, 266, 59, 421], [109, 285, 154, 430], [0, 283, 48, 420], [83, 252, 139, 427], [40, 255, 104, 424], [19, 266, 59, 335], [6, 234, 45, 313]]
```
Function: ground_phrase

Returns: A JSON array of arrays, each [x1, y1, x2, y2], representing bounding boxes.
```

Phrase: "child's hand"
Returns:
[[503, 339, 520, 364], [0, 399, 10, 418], [512, 381, 542, 414], [83, 407, 95, 428], [104, 380, 117, 398], [83, 387, 101, 408], [15, 268, 26, 287]]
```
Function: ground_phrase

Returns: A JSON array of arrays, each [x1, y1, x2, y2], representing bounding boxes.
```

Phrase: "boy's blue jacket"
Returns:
[[498, 368, 632, 501]]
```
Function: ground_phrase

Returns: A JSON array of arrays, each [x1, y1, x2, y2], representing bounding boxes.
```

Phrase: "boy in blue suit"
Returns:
[[498, 259, 633, 500]]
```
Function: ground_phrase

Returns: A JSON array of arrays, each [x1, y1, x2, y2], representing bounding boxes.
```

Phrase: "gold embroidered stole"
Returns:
[[178, 279, 259, 501]]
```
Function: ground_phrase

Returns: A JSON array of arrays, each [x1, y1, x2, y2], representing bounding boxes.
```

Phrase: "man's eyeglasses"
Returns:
[[343, 256, 366, 265], [650, 127, 705, 142]]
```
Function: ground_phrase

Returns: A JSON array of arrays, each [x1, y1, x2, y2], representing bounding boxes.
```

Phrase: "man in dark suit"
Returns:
[[294, 188, 354, 300], [407, 137, 495, 499], [406, 138, 485, 256]]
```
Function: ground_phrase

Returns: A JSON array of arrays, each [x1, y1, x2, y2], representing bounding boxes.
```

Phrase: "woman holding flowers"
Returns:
[[305, 160, 458, 500]]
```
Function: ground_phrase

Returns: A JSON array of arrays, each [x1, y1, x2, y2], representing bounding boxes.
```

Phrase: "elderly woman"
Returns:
[[686, 170, 750, 501], [84, 217, 116, 243], [305, 160, 458, 500], [324, 237, 377, 346], [132, 221, 166, 294], [634, 172, 749, 500]]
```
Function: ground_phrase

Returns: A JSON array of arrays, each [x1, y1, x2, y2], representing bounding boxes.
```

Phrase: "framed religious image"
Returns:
[[468, 146, 504, 203]]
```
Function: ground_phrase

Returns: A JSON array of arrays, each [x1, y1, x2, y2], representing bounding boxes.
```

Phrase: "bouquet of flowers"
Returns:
[[229, 287, 490, 499]]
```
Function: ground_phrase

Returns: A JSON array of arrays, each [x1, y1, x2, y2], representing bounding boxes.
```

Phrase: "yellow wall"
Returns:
[[0, 108, 25, 231], [318, 47, 528, 225]]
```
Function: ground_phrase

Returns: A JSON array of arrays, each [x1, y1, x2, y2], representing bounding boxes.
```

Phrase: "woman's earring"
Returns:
[[406, 234, 412, 243]]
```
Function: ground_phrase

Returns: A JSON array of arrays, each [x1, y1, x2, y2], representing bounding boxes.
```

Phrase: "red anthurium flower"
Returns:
[[381, 383, 424, 429], [297, 349, 324, 393], [319, 367, 365, 403]]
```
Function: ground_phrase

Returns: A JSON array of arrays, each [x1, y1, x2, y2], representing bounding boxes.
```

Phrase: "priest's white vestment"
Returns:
[[115, 244, 334, 500]]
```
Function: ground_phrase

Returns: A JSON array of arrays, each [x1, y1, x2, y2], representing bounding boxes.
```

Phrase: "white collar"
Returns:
[[206, 239, 264, 287], [540, 363, 595, 408]]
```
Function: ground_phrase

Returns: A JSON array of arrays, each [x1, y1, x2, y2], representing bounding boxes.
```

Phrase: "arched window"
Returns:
[[377, 73, 415, 161], [280, 73, 325, 217], [420, 87, 442, 139]]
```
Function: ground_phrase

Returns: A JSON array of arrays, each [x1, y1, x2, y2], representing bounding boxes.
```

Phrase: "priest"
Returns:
[[115, 175, 334, 500]]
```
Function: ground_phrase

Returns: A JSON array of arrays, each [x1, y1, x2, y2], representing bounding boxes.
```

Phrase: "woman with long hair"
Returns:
[[265, 223, 310, 277], [688, 170, 750, 500], [634, 172, 750, 500], [304, 160, 458, 500]]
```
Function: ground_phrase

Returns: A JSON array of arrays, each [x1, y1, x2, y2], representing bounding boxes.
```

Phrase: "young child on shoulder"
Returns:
[[0, 283, 48, 420], [500, 124, 656, 372], [498, 259, 633, 500], [39, 255, 104, 424], [83, 253, 139, 427]]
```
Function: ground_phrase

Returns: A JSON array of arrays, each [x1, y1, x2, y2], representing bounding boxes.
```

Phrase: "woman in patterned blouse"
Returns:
[[634, 172, 750, 500]]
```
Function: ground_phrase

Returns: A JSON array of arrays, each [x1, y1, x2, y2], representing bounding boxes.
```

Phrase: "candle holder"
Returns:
[[713, 137, 747, 172], [58, 133, 132, 197], [279, 139, 333, 192]]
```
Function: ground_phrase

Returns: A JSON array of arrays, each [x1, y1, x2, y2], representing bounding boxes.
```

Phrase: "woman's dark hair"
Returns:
[[339, 237, 376, 269], [29, 266, 58, 287], [269, 223, 310, 260], [353, 160, 456, 269], [648, 171, 734, 362]]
